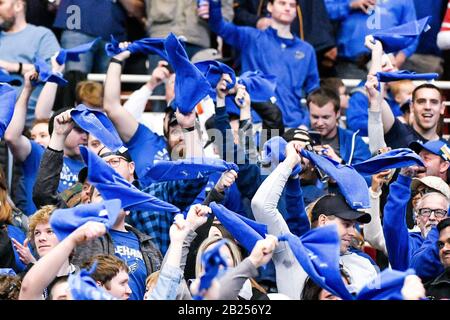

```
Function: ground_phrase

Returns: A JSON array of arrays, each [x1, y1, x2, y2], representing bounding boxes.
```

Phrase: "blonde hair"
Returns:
[[28, 205, 56, 242], [195, 236, 242, 278], [0, 167, 12, 224], [76, 81, 103, 108], [389, 80, 414, 97]]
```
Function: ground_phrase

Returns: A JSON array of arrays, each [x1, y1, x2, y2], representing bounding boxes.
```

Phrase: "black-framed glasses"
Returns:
[[105, 157, 127, 168], [417, 208, 448, 218]]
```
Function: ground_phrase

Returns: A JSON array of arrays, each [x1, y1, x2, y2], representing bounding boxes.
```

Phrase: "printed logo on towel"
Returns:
[[295, 51, 305, 60]]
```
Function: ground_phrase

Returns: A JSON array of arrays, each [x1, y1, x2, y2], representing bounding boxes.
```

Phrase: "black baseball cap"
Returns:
[[311, 194, 371, 224]]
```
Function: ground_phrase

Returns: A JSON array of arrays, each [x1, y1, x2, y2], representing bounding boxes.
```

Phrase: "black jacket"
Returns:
[[426, 268, 450, 300]]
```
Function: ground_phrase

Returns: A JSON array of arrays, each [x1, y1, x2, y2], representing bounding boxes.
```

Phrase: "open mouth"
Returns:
[[421, 113, 434, 119]]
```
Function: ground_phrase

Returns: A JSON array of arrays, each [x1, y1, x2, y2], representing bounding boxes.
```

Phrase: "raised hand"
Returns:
[[214, 170, 238, 193], [216, 73, 233, 100], [147, 60, 171, 90], [186, 204, 211, 231], [248, 235, 278, 268], [11, 238, 36, 265], [69, 221, 107, 245]]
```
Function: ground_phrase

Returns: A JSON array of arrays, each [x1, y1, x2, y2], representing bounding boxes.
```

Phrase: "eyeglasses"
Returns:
[[417, 208, 448, 218], [104, 157, 127, 168]]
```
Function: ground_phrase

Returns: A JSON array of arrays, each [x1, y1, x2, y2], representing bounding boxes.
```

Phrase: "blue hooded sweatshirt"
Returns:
[[209, 0, 320, 128]]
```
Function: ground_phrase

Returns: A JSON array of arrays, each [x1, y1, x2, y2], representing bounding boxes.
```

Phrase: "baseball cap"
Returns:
[[409, 140, 450, 161], [410, 176, 450, 200], [311, 194, 371, 224]]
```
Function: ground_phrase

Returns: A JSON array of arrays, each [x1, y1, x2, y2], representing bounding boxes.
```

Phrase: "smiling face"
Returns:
[[411, 87, 445, 133], [33, 222, 59, 257], [309, 101, 339, 139]]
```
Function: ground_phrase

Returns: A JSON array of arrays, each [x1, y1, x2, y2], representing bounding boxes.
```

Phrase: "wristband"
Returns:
[[110, 58, 124, 66], [17, 62, 23, 74], [183, 126, 195, 132]]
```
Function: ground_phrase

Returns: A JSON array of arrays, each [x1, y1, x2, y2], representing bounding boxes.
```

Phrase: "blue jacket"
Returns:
[[336, 0, 418, 60], [324, 0, 351, 21], [383, 174, 425, 271], [410, 227, 444, 282], [337, 127, 371, 165], [234, 0, 335, 53], [209, 0, 320, 128]]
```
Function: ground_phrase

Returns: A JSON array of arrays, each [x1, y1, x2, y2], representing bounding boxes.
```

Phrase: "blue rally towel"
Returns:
[[56, 37, 100, 65], [278, 224, 355, 300], [195, 60, 236, 99], [69, 262, 116, 300], [372, 16, 431, 53], [71, 104, 124, 152], [353, 148, 425, 176], [33, 58, 68, 86], [79, 146, 180, 213], [141, 157, 238, 186], [356, 268, 416, 300], [105, 35, 169, 61], [0, 83, 17, 138], [209, 202, 267, 253], [237, 70, 277, 103], [165, 33, 212, 114], [300, 149, 370, 209], [376, 70, 439, 83], [193, 239, 229, 300], [0, 68, 22, 86], [49, 199, 122, 241], [261, 136, 302, 176]]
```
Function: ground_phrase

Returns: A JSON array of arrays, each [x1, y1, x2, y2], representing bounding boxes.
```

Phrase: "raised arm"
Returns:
[[103, 48, 139, 143], [34, 57, 65, 120], [19, 221, 106, 300], [216, 236, 278, 300], [364, 171, 389, 255], [4, 71, 35, 162], [32, 110, 75, 208], [383, 167, 415, 271], [251, 141, 308, 299], [123, 61, 171, 121], [365, 36, 395, 136]]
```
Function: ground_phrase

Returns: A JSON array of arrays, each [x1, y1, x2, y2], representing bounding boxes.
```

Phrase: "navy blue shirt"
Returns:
[[110, 229, 147, 300], [53, 0, 127, 41], [209, 2, 320, 128]]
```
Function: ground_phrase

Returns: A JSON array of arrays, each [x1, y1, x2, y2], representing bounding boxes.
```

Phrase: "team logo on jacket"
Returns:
[[295, 51, 305, 60]]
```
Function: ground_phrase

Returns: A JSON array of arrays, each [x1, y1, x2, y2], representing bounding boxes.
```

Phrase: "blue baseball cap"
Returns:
[[409, 140, 450, 161]]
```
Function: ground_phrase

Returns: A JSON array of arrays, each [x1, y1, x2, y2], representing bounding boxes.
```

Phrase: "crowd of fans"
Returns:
[[0, 0, 450, 301]]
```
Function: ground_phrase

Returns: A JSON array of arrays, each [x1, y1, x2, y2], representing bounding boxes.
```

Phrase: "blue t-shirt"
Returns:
[[22, 141, 45, 215], [58, 156, 84, 192], [0, 24, 60, 64], [19, 141, 84, 215], [125, 123, 170, 187], [53, 0, 127, 41], [110, 229, 147, 300]]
